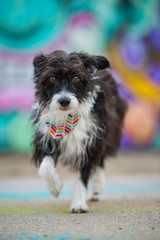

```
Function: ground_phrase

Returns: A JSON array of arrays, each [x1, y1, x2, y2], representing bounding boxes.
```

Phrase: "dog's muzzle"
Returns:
[[49, 91, 78, 113]]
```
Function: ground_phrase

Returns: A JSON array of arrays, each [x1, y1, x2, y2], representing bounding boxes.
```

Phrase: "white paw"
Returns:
[[70, 202, 89, 213], [47, 177, 63, 198], [89, 192, 101, 202]]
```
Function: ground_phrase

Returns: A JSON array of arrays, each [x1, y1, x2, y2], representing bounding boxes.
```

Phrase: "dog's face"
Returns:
[[33, 50, 110, 116]]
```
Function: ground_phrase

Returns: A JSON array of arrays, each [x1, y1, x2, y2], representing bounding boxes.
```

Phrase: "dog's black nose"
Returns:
[[58, 97, 71, 107]]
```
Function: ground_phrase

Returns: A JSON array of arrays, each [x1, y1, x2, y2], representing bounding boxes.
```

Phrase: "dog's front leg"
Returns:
[[71, 162, 92, 213], [70, 176, 89, 213], [38, 156, 63, 197]]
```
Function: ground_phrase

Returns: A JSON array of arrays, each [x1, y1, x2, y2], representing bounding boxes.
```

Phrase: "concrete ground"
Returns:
[[0, 152, 160, 240]]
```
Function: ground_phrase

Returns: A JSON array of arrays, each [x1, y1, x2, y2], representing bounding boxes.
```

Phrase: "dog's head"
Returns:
[[33, 50, 110, 116]]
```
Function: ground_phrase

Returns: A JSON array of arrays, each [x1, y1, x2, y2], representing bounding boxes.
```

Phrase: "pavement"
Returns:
[[0, 152, 160, 240]]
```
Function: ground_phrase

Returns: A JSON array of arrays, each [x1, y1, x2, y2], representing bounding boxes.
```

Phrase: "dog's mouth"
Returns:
[[60, 107, 70, 111]]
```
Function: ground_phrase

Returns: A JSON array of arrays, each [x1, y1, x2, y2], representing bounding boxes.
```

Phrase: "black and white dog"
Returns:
[[32, 50, 127, 213]]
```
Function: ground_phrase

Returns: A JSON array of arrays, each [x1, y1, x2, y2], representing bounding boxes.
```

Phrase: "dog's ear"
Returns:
[[92, 55, 110, 69], [77, 52, 110, 70], [33, 53, 47, 77]]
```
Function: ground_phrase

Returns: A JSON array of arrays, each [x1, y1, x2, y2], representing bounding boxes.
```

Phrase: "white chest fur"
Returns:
[[57, 88, 100, 168], [58, 108, 97, 168]]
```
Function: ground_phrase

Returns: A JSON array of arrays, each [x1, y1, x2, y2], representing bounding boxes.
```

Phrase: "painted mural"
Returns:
[[0, 0, 160, 152]]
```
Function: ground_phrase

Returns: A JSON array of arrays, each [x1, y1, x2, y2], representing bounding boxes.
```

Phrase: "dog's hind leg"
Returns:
[[38, 156, 63, 197], [89, 166, 106, 201]]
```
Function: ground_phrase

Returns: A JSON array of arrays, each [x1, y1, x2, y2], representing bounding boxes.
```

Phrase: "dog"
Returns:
[[31, 50, 127, 213]]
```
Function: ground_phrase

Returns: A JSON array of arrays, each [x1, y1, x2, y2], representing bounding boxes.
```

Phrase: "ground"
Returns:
[[0, 152, 160, 240]]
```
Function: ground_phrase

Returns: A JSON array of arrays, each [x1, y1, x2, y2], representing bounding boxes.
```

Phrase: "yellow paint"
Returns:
[[108, 45, 160, 106]]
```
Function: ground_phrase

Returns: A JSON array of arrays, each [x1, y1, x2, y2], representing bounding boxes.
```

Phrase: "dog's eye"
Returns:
[[72, 76, 80, 82], [50, 76, 56, 83]]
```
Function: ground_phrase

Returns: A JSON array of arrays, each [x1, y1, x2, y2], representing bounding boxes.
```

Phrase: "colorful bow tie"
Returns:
[[43, 111, 81, 139]]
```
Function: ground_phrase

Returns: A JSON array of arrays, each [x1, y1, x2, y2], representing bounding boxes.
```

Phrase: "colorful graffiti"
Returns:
[[0, 0, 160, 152]]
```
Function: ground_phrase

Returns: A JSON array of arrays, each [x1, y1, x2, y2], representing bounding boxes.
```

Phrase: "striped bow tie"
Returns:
[[43, 111, 81, 139]]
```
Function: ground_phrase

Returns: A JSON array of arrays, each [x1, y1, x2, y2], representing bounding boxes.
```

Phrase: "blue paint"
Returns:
[[0, 192, 52, 199], [20, 233, 27, 236], [103, 182, 160, 195], [19, 232, 72, 240], [0, 233, 109, 240], [19, 232, 71, 240], [0, 183, 160, 199], [78, 239, 90, 240]]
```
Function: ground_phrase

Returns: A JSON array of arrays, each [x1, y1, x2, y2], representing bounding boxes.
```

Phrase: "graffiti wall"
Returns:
[[0, 0, 160, 152]]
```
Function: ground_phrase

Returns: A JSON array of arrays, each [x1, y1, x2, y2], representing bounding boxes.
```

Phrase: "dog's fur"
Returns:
[[32, 50, 127, 213]]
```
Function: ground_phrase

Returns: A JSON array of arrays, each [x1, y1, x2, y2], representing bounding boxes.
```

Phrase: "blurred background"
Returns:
[[0, 3, 160, 236], [0, 0, 160, 154], [0, 0, 160, 153], [0, 2, 160, 238]]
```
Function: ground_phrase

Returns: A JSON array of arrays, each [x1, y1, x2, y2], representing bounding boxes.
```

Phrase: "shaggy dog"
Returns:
[[32, 50, 127, 213]]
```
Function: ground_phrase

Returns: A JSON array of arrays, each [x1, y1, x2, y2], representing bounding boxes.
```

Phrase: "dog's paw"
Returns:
[[47, 178, 63, 198], [88, 192, 101, 202], [70, 202, 89, 213]]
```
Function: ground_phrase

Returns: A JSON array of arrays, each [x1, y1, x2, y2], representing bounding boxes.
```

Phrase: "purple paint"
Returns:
[[149, 27, 160, 50], [120, 36, 146, 68], [148, 63, 160, 85]]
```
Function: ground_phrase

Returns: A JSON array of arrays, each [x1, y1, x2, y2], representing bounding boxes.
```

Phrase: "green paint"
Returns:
[[89, 205, 160, 213], [136, 207, 148, 211], [0, 0, 68, 49], [90, 207, 130, 213], [0, 208, 33, 214], [0, 205, 160, 215], [0, 206, 70, 214], [155, 207, 160, 211]]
